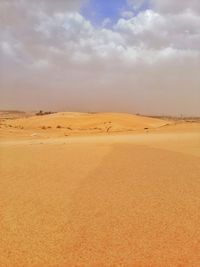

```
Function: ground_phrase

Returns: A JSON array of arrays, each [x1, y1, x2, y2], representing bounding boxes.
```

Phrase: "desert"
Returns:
[[1, 0, 200, 266], [0, 111, 200, 266]]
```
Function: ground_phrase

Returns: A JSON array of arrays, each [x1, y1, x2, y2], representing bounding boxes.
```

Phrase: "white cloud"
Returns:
[[121, 11, 135, 19], [152, 0, 200, 14], [116, 10, 163, 35], [0, 42, 14, 56], [102, 18, 112, 27], [128, 0, 200, 13], [127, 0, 147, 11], [115, 9, 200, 50]]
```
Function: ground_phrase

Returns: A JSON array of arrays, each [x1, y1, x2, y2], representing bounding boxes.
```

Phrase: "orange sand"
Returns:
[[0, 112, 200, 266]]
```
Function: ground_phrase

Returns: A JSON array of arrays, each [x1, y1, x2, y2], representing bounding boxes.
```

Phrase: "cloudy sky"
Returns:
[[0, 0, 200, 115]]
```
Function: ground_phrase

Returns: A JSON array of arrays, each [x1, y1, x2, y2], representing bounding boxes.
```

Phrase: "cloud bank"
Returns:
[[0, 0, 200, 115]]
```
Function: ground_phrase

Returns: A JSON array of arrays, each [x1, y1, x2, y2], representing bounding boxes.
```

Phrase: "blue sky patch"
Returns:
[[81, 0, 150, 27], [81, 0, 129, 27]]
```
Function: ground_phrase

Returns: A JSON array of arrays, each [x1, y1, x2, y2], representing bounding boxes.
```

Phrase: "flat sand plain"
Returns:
[[0, 112, 200, 267]]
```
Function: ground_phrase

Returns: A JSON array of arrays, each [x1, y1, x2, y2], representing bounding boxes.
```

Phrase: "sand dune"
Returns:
[[0, 112, 200, 266], [1, 112, 167, 133]]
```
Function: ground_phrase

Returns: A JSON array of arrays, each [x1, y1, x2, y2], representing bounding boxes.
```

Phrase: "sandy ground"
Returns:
[[0, 112, 200, 266]]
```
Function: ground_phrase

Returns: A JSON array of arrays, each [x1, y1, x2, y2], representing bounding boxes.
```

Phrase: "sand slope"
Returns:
[[1, 138, 200, 267]]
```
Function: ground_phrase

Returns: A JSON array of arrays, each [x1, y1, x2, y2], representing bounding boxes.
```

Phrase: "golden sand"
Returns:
[[0, 112, 200, 266]]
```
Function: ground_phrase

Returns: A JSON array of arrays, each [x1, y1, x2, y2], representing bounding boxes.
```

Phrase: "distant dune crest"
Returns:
[[1, 112, 167, 133]]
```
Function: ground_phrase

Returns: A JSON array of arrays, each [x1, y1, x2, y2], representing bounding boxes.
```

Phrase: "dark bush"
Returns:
[[36, 111, 55, 116]]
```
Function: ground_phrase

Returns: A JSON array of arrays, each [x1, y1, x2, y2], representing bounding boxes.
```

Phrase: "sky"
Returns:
[[0, 0, 200, 115]]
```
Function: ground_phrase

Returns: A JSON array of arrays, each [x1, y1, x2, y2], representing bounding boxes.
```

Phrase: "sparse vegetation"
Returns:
[[107, 126, 112, 133], [36, 110, 55, 116], [144, 115, 200, 122], [41, 126, 52, 129]]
